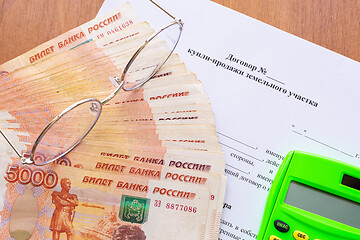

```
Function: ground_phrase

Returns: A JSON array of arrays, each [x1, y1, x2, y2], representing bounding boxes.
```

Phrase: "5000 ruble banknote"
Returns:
[[1, 162, 211, 240]]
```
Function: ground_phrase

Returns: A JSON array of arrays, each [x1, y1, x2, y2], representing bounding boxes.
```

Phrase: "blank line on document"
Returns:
[[225, 164, 250, 174], [304, 135, 338, 151], [304, 136, 353, 158], [217, 132, 258, 150], [292, 130, 303, 136], [340, 151, 354, 158], [220, 142, 264, 162], [266, 75, 285, 85]]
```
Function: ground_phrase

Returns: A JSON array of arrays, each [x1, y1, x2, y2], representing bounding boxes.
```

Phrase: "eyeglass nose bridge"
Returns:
[[101, 76, 124, 104]]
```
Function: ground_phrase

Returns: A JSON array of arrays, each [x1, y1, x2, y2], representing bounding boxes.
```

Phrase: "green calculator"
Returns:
[[257, 151, 360, 240]]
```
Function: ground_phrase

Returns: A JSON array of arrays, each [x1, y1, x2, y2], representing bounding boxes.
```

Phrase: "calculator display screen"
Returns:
[[285, 181, 360, 229]]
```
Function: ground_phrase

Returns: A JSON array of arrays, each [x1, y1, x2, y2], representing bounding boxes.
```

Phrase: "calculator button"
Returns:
[[293, 230, 309, 240], [274, 220, 289, 232], [269, 235, 282, 240]]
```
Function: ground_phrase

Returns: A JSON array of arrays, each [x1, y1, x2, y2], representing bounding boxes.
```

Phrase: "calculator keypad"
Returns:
[[271, 219, 314, 240]]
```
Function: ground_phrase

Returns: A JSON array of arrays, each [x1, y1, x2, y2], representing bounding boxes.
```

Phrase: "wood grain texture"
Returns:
[[0, 0, 104, 64], [0, 0, 359, 65]]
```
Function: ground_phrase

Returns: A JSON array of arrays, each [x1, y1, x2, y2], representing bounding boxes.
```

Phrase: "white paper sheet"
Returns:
[[98, 1, 360, 239]]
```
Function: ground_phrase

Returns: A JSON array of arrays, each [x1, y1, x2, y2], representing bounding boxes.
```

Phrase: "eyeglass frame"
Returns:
[[0, 1, 183, 166]]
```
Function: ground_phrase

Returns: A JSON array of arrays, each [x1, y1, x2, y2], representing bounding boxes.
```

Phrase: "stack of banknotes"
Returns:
[[0, 2, 226, 240]]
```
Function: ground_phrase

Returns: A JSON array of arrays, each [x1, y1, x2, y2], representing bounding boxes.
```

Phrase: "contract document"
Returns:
[[98, 0, 360, 239]]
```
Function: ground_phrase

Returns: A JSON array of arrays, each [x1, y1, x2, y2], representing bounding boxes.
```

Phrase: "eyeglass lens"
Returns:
[[32, 99, 101, 165], [122, 21, 182, 91]]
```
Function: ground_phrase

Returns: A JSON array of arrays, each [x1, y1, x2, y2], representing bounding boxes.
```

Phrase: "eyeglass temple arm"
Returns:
[[149, 0, 176, 20], [0, 129, 22, 158]]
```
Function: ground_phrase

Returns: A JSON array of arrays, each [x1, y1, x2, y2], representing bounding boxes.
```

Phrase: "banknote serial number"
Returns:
[[154, 200, 197, 213]]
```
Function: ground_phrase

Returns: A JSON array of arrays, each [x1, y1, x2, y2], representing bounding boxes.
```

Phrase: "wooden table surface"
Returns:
[[0, 0, 359, 65]]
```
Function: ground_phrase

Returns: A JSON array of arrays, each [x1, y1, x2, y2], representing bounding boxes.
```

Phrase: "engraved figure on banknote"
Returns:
[[49, 178, 78, 240]]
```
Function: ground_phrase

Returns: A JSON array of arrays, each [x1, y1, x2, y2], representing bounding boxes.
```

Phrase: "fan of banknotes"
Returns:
[[0, 2, 226, 240]]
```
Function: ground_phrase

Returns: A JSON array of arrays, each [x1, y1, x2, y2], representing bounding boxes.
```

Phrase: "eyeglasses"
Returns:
[[1, 0, 183, 166]]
